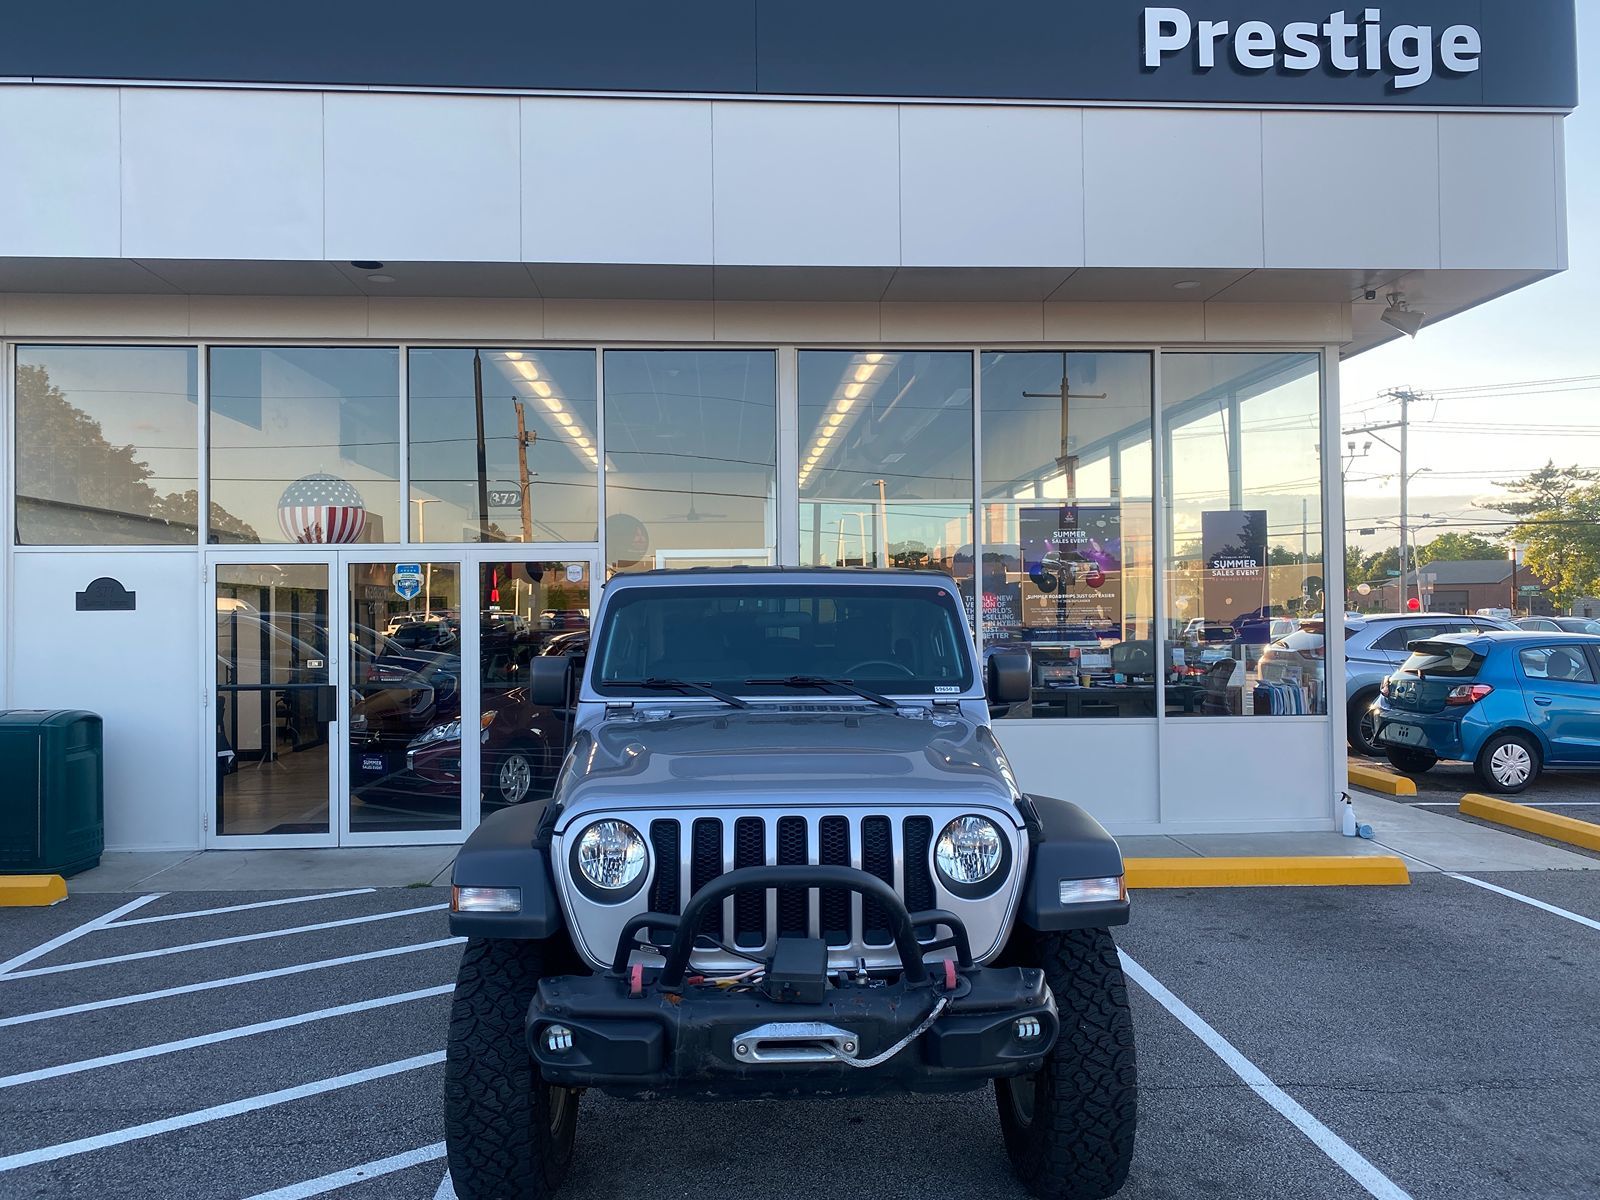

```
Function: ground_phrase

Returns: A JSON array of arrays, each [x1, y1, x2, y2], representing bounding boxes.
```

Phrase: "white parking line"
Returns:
[[0, 903, 449, 981], [0, 894, 162, 978], [111, 889, 378, 927], [241, 1143, 446, 1200], [1119, 951, 1414, 1200], [0, 984, 454, 1089], [434, 1171, 457, 1199], [1369, 840, 1600, 932], [0, 937, 465, 1029], [0, 1051, 446, 1173]]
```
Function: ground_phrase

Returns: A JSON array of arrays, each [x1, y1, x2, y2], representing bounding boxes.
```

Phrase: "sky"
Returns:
[[1339, 8, 1598, 558]]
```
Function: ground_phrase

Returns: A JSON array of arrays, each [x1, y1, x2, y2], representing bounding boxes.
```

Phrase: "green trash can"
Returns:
[[0, 710, 104, 877]]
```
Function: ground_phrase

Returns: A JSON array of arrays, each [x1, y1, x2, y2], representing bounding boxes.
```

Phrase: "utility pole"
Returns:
[[514, 399, 536, 545], [1344, 388, 1421, 613], [472, 350, 490, 542]]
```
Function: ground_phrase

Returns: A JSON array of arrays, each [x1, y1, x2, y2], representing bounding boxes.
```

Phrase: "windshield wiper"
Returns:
[[744, 675, 898, 709], [609, 677, 750, 709]]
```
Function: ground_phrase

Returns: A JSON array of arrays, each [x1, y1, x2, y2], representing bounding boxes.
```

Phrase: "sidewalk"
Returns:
[[59, 791, 1598, 894]]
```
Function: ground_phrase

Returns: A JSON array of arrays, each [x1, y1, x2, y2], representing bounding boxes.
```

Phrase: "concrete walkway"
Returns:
[[60, 790, 1598, 893]]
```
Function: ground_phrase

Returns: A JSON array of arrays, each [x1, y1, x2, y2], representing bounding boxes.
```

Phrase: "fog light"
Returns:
[[451, 885, 521, 913], [1058, 877, 1126, 905], [544, 1025, 574, 1054], [1015, 1017, 1042, 1041]]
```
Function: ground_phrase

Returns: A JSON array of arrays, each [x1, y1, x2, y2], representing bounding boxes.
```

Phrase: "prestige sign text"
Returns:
[[1144, 7, 1482, 91]]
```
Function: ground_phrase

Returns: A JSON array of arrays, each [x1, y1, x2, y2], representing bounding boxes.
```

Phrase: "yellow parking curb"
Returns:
[[0, 875, 68, 907], [1124, 856, 1410, 888], [1348, 763, 1417, 796], [1460, 794, 1600, 853]]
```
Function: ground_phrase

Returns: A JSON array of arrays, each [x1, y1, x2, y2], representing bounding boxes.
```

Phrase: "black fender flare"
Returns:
[[1016, 793, 1130, 930], [448, 801, 563, 940]]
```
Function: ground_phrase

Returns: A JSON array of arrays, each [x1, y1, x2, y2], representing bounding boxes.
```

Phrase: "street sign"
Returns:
[[1519, 585, 1541, 596], [392, 563, 423, 600], [1386, 570, 1401, 577]]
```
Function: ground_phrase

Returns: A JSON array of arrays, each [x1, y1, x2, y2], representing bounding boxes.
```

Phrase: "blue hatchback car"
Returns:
[[1371, 631, 1600, 794]]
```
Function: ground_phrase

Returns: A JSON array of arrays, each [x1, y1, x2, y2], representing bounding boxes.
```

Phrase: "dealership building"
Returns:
[[0, 2, 1577, 852]]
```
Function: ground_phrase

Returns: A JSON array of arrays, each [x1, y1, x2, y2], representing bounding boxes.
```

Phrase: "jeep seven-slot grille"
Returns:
[[645, 814, 939, 954]]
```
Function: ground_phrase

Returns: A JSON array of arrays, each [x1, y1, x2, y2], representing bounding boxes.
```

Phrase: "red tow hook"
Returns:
[[943, 959, 958, 990], [629, 962, 645, 998]]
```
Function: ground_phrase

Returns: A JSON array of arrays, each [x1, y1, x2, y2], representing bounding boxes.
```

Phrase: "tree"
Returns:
[[1418, 532, 1503, 565], [1491, 462, 1600, 609]]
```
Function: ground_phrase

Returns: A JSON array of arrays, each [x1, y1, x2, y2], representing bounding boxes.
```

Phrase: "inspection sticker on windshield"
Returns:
[[935, 686, 960, 694]]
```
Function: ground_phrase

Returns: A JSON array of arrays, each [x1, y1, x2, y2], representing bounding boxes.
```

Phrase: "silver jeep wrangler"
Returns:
[[445, 568, 1136, 1199]]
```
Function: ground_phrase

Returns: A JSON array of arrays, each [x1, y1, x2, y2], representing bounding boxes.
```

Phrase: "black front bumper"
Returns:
[[525, 864, 1060, 1098]]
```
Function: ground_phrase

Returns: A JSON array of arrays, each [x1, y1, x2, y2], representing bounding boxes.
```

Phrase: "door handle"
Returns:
[[1534, 697, 1554, 707]]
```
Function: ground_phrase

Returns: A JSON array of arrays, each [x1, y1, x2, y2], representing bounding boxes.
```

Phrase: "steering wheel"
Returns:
[[844, 659, 916, 678]]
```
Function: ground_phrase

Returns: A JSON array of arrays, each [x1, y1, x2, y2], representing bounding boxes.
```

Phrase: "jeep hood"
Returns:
[[554, 708, 1021, 823]]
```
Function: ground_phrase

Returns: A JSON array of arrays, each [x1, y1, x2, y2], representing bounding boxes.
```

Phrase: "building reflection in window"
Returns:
[[602, 350, 776, 575], [408, 349, 598, 543], [209, 346, 400, 544], [980, 352, 1155, 719], [798, 350, 975, 617], [15, 345, 204, 545]]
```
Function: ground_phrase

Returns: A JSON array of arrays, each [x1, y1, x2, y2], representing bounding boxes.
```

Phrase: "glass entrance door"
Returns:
[[212, 559, 338, 845]]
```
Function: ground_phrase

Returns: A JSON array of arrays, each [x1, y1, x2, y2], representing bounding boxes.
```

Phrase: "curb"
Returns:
[[1459, 793, 1600, 853], [1124, 856, 1410, 888], [1348, 764, 1417, 796], [0, 875, 68, 907]]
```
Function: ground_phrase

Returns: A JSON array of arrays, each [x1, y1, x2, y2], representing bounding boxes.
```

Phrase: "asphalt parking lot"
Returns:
[[3, 873, 1598, 1200]]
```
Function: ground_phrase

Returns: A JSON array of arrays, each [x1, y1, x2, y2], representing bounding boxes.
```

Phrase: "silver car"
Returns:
[[1269, 612, 1518, 755]]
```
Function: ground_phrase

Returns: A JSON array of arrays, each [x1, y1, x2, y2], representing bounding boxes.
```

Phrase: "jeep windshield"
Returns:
[[592, 582, 974, 698]]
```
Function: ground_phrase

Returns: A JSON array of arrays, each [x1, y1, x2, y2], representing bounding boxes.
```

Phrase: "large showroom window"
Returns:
[[15, 345, 199, 545], [408, 348, 598, 543], [602, 350, 776, 575], [980, 352, 1155, 719], [797, 350, 974, 611], [209, 347, 401, 544], [1161, 352, 1326, 717]]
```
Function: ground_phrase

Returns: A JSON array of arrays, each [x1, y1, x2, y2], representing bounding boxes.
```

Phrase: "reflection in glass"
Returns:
[[980, 352, 1155, 719], [1161, 353, 1326, 718], [478, 561, 589, 814], [602, 351, 776, 575], [215, 563, 332, 836], [409, 349, 598, 543], [348, 563, 463, 833], [16, 346, 204, 545], [209, 347, 400, 544], [798, 351, 974, 616]]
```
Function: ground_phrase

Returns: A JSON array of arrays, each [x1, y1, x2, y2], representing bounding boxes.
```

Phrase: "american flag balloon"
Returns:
[[277, 473, 368, 544]]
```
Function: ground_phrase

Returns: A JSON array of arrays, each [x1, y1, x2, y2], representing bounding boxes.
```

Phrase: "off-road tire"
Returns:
[[1384, 747, 1438, 775], [996, 927, 1137, 1200], [1347, 690, 1382, 756], [445, 937, 578, 1199], [1475, 731, 1541, 795]]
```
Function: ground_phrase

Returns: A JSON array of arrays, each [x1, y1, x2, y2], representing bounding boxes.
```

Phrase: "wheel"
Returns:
[[1384, 747, 1438, 775], [495, 748, 537, 806], [1031, 572, 1058, 594], [445, 938, 578, 1200], [1346, 690, 1383, 756], [1475, 732, 1540, 795], [996, 927, 1137, 1200]]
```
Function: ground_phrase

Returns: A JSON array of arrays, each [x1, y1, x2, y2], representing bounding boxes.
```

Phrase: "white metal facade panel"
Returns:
[[898, 105, 1084, 268], [1262, 112, 1441, 270], [1081, 108, 1264, 269], [121, 88, 324, 261], [1439, 114, 1564, 270], [1158, 719, 1333, 830], [0, 87, 120, 258], [710, 101, 901, 267], [997, 722, 1160, 829], [10, 552, 201, 851], [324, 92, 522, 263], [522, 97, 714, 265]]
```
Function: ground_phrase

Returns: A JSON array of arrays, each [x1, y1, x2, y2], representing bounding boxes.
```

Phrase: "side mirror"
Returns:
[[529, 656, 573, 707], [988, 651, 1032, 704]]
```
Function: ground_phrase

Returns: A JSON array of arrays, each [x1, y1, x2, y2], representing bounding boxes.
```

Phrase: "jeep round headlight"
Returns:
[[574, 820, 647, 894], [935, 815, 1005, 892]]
